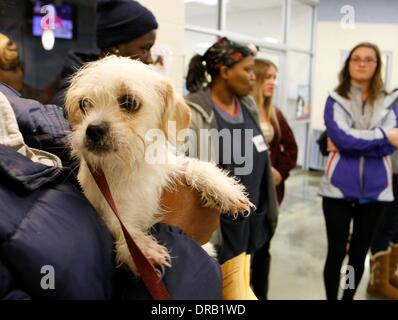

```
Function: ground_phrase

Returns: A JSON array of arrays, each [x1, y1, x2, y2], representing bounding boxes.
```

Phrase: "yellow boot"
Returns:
[[367, 249, 398, 300], [221, 253, 258, 300], [390, 243, 398, 288]]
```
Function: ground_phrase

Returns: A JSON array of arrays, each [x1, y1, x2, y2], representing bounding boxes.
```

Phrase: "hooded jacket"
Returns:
[[319, 87, 398, 202]]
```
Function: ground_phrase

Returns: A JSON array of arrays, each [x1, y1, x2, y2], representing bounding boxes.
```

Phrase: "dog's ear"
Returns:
[[160, 80, 191, 145], [65, 94, 82, 129]]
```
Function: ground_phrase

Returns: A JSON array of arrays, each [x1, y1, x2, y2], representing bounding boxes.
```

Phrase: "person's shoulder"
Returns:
[[0, 83, 22, 100], [240, 95, 257, 110], [239, 95, 259, 118], [185, 88, 214, 122], [382, 89, 398, 110], [274, 106, 285, 118], [326, 91, 343, 108], [0, 82, 43, 109], [185, 87, 209, 107], [61, 50, 99, 77]]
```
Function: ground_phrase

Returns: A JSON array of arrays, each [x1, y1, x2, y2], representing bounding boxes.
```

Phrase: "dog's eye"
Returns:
[[79, 99, 90, 114], [118, 95, 140, 112]]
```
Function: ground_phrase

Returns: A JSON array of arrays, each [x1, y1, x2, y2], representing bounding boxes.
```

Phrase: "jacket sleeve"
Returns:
[[273, 110, 298, 180], [9, 94, 72, 164], [324, 96, 397, 157]]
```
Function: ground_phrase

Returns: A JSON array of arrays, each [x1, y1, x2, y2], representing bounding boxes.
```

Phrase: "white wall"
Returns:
[[312, 21, 398, 130], [140, 0, 185, 93]]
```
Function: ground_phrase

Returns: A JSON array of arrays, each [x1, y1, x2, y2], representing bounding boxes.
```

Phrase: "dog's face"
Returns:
[[66, 56, 190, 168]]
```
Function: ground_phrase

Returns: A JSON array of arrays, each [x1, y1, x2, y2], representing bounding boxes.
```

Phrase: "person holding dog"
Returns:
[[1, 1, 224, 300], [0, 87, 223, 300], [185, 37, 279, 300]]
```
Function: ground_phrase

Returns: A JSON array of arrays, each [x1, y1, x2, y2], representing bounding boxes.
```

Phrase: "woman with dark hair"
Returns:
[[185, 37, 279, 300], [319, 42, 398, 300]]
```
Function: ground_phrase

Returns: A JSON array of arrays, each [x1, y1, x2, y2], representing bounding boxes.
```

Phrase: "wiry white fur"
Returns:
[[66, 56, 252, 276]]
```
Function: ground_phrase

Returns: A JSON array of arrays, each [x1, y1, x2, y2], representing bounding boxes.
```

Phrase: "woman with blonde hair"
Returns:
[[249, 58, 297, 299], [251, 59, 298, 204]]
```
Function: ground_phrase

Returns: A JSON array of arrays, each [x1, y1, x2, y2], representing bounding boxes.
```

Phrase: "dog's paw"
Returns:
[[184, 159, 254, 215], [116, 232, 171, 276], [141, 239, 172, 270], [218, 191, 253, 216], [202, 242, 218, 258]]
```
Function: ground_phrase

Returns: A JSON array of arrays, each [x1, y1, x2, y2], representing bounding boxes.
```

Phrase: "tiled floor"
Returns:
[[268, 170, 370, 300]]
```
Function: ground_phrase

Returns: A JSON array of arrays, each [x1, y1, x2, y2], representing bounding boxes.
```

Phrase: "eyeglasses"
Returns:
[[350, 57, 377, 65]]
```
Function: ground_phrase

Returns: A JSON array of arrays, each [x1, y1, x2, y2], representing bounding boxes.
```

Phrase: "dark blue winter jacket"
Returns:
[[0, 145, 114, 299], [0, 145, 222, 300]]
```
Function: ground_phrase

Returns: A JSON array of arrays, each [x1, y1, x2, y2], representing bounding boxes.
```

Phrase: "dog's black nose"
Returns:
[[86, 122, 109, 142]]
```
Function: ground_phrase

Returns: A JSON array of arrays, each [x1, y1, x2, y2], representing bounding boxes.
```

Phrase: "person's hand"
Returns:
[[271, 167, 282, 186], [327, 137, 338, 152], [160, 177, 221, 245], [387, 128, 398, 148]]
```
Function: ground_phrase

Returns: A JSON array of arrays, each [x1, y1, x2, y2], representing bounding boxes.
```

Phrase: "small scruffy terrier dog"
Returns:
[[66, 56, 251, 275]]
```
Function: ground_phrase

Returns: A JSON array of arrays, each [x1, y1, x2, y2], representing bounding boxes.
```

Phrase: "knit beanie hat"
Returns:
[[96, 0, 158, 50]]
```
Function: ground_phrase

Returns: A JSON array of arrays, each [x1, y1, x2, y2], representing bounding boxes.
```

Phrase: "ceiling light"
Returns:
[[185, 0, 218, 6], [264, 37, 279, 44], [41, 29, 55, 51]]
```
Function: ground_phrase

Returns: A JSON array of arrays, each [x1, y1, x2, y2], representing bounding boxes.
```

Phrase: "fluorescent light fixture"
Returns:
[[196, 42, 213, 48], [185, 0, 218, 5], [263, 37, 279, 44]]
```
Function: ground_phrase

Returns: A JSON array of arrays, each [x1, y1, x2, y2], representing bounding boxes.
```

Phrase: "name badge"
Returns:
[[252, 134, 268, 152]]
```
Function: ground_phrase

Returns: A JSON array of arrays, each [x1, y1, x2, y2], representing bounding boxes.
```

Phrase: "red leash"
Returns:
[[88, 164, 171, 300]]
